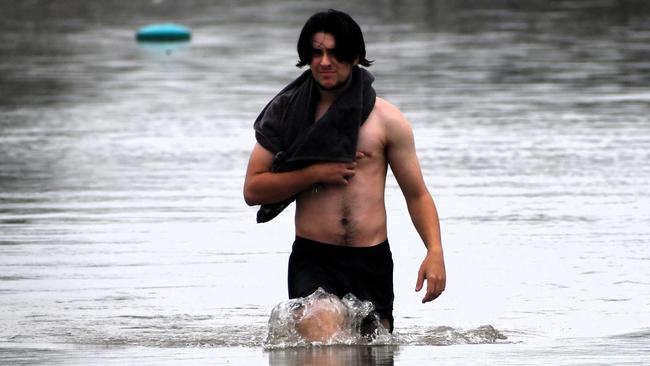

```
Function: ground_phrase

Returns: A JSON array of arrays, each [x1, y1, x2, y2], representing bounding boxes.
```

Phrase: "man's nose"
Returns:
[[320, 52, 331, 65]]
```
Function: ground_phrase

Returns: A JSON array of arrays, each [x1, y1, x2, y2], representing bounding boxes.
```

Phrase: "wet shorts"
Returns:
[[287, 236, 394, 332]]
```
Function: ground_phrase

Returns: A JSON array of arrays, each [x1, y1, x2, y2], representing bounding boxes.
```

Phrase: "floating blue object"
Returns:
[[136, 23, 191, 42]]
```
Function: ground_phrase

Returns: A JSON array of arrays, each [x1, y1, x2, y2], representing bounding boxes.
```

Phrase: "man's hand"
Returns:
[[310, 161, 357, 185], [415, 249, 446, 303]]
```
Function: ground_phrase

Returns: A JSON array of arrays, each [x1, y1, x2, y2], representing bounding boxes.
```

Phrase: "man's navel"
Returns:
[[339, 205, 355, 245]]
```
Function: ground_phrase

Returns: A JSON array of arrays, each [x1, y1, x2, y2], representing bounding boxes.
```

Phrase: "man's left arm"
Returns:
[[384, 102, 446, 304]]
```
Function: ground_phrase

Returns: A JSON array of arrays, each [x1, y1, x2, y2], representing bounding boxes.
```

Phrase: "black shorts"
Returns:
[[287, 236, 394, 332]]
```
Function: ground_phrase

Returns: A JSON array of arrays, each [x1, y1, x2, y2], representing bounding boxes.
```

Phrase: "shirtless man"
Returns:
[[244, 9, 445, 337]]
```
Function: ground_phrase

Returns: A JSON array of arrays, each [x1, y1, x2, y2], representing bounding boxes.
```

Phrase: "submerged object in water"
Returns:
[[135, 23, 191, 42]]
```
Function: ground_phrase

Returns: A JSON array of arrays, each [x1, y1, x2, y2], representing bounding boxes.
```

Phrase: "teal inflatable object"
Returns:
[[136, 23, 191, 42]]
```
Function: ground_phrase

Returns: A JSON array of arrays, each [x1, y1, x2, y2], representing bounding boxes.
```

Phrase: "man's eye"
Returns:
[[312, 48, 323, 56]]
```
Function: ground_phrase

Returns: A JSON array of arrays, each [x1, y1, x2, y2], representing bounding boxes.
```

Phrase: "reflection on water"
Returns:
[[1, 0, 650, 364], [137, 41, 192, 56], [268, 346, 399, 366]]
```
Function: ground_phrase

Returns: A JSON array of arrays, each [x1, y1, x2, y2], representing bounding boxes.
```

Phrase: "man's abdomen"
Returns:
[[295, 174, 387, 246]]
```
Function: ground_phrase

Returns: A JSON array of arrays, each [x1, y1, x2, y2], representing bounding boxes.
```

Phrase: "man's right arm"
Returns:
[[243, 143, 356, 206]]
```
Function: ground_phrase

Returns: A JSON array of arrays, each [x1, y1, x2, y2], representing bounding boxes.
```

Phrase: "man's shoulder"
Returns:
[[371, 97, 411, 131], [373, 97, 400, 115]]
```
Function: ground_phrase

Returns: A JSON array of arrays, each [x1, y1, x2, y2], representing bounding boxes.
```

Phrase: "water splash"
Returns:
[[265, 288, 393, 349], [402, 325, 508, 346]]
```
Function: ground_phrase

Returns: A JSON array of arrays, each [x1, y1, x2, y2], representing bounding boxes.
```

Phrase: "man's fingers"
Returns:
[[342, 169, 355, 182], [316, 162, 357, 185], [422, 277, 434, 303], [415, 269, 425, 292], [422, 277, 444, 303], [341, 163, 356, 183]]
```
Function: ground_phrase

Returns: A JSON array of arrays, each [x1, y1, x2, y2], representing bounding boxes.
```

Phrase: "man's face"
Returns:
[[309, 32, 357, 91]]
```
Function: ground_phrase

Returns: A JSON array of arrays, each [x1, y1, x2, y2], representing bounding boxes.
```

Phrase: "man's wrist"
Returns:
[[425, 243, 443, 255], [302, 164, 320, 185]]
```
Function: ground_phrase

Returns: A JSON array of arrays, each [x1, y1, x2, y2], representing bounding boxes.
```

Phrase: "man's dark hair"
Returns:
[[296, 9, 373, 68]]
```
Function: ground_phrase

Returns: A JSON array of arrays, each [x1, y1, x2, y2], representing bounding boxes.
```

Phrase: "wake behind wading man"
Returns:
[[244, 9, 446, 337]]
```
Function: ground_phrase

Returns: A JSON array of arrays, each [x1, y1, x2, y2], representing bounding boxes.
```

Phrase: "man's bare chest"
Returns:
[[355, 113, 387, 168]]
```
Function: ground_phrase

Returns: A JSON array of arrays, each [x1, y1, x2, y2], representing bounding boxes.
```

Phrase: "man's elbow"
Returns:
[[405, 190, 433, 206], [243, 186, 261, 206], [244, 196, 258, 207]]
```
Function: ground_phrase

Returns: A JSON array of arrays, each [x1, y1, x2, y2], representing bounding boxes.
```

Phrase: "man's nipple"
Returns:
[[356, 151, 370, 160]]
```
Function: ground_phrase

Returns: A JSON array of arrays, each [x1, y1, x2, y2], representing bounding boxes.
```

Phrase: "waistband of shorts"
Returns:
[[292, 235, 390, 256]]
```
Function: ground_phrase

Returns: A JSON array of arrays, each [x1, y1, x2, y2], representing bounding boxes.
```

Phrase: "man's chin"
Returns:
[[317, 80, 347, 91]]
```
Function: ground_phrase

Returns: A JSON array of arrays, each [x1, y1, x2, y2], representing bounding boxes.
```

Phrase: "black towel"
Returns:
[[253, 66, 376, 223]]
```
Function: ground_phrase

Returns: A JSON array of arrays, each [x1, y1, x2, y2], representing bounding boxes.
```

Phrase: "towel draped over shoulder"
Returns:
[[253, 66, 376, 223]]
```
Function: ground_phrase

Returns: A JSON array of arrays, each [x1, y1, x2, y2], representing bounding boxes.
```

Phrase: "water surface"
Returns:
[[1, 0, 650, 364]]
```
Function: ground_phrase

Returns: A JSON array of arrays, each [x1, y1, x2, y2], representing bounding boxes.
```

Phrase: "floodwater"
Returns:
[[1, 0, 650, 364]]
